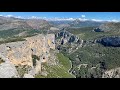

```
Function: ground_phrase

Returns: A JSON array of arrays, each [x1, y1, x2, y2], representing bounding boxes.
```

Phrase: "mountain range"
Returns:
[[0, 16, 51, 31], [0, 16, 118, 31], [48, 19, 107, 29]]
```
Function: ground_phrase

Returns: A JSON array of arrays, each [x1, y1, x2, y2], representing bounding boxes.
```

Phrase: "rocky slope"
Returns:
[[55, 30, 81, 45], [0, 33, 74, 78], [26, 19, 51, 30], [97, 36, 120, 47], [49, 21, 71, 29], [99, 22, 120, 32], [0, 20, 32, 31], [69, 19, 105, 28], [49, 19, 105, 29], [102, 67, 120, 78]]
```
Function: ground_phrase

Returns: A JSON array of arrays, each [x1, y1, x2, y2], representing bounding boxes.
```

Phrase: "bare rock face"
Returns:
[[102, 67, 120, 78], [23, 74, 34, 78], [41, 71, 48, 77], [34, 60, 41, 74], [0, 34, 55, 75], [99, 22, 120, 32], [0, 55, 19, 78], [97, 36, 120, 47]]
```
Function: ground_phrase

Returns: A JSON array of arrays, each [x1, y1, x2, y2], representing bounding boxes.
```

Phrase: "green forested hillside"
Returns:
[[63, 25, 120, 78]]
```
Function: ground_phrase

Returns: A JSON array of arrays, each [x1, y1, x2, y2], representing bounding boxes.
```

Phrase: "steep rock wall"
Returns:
[[0, 34, 55, 68]]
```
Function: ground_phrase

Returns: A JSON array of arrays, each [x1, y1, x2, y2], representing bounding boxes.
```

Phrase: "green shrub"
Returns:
[[0, 57, 5, 64], [32, 55, 40, 66]]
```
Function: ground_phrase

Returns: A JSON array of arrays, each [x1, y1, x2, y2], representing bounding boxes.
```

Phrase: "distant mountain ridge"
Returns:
[[49, 19, 107, 29], [1, 16, 119, 33], [99, 22, 120, 32], [69, 19, 106, 28], [0, 16, 51, 31]]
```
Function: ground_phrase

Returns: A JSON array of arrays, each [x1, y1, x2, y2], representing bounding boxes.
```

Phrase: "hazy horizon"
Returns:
[[0, 12, 120, 22]]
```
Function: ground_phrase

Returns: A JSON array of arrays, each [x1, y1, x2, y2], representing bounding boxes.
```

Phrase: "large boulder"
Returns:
[[0, 60, 19, 78], [23, 74, 34, 78]]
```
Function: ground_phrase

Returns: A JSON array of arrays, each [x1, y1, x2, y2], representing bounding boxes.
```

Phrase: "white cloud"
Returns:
[[43, 17, 47, 19], [105, 19, 120, 22], [111, 19, 119, 22], [91, 19, 120, 22], [81, 15, 85, 18], [46, 17, 76, 21], [31, 16, 38, 19], [0, 14, 120, 23], [63, 18, 75, 21], [3, 15, 24, 19], [29, 16, 46, 19], [91, 19, 104, 22], [78, 18, 88, 21], [6, 15, 13, 17]]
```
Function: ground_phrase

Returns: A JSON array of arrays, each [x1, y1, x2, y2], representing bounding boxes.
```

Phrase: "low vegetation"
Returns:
[[0, 57, 5, 64], [0, 37, 26, 45], [57, 53, 71, 71], [16, 65, 31, 78], [32, 55, 40, 66], [67, 27, 120, 41], [35, 53, 75, 78], [59, 26, 120, 78]]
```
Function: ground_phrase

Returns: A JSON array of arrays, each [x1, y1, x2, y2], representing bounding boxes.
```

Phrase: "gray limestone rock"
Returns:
[[0, 60, 19, 78], [0, 53, 19, 78], [23, 73, 34, 78]]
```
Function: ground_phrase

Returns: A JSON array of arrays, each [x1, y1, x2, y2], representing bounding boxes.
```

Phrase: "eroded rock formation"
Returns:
[[102, 67, 120, 78], [0, 34, 55, 77], [97, 36, 120, 47]]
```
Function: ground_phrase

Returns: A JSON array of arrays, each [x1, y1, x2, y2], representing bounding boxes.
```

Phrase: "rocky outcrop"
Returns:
[[99, 22, 120, 32], [102, 67, 120, 78], [23, 74, 34, 78], [55, 30, 83, 54], [93, 28, 103, 32], [55, 30, 80, 45], [0, 54, 19, 78], [97, 36, 120, 47], [0, 34, 55, 76]]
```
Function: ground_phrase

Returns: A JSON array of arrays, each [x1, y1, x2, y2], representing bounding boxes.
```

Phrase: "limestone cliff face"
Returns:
[[102, 67, 120, 78], [0, 34, 55, 70]]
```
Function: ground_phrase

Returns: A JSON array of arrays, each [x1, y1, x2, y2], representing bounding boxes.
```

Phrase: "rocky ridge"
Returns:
[[102, 67, 120, 78]]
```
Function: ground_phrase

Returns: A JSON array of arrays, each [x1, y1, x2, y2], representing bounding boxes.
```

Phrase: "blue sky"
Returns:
[[0, 12, 120, 21]]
